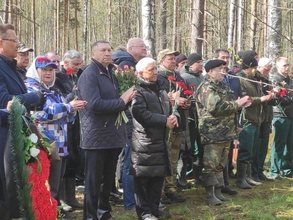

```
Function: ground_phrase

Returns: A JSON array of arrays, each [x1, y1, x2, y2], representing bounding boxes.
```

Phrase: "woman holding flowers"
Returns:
[[130, 57, 178, 220], [25, 56, 86, 217]]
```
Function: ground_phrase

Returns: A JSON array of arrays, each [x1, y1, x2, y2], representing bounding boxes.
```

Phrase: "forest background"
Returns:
[[0, 0, 292, 68]]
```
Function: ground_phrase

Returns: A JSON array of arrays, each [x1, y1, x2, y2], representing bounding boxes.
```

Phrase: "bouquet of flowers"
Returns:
[[270, 87, 287, 117], [114, 65, 140, 128]]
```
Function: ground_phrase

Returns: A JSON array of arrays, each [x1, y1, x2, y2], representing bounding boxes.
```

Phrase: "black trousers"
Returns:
[[223, 141, 234, 186], [83, 148, 120, 220], [134, 176, 164, 220]]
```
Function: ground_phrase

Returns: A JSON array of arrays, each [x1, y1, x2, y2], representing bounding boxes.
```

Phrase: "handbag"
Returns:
[[49, 140, 60, 161]]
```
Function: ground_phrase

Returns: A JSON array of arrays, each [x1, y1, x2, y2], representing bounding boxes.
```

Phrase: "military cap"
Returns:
[[204, 60, 226, 72], [157, 49, 180, 63], [18, 42, 33, 53]]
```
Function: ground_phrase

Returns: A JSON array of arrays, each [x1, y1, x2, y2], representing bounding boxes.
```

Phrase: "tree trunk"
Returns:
[[190, 0, 205, 55], [228, 0, 236, 68], [3, 0, 9, 23], [142, 0, 156, 58], [267, 0, 281, 66], [107, 0, 112, 42], [160, 0, 167, 50], [172, 0, 177, 51], [263, 0, 268, 55], [56, 0, 60, 54], [32, 0, 36, 58], [250, 0, 257, 50], [237, 0, 243, 51], [83, 0, 88, 63], [75, 0, 78, 50]]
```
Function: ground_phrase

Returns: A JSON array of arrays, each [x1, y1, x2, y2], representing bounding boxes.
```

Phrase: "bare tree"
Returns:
[[142, 0, 156, 57], [160, 0, 167, 50], [237, 0, 243, 51], [190, 0, 205, 55], [267, 0, 282, 64], [228, 0, 236, 68], [172, 0, 177, 51], [75, 0, 78, 50], [31, 0, 36, 58], [250, 0, 257, 50], [83, 0, 88, 62]]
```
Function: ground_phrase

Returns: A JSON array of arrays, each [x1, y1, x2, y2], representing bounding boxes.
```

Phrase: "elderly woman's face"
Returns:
[[37, 66, 54, 85], [140, 63, 158, 83]]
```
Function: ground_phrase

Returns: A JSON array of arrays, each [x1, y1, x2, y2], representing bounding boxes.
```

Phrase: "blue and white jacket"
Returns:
[[25, 57, 75, 156]]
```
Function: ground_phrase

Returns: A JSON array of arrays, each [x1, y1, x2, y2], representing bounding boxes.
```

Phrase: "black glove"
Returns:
[[36, 90, 47, 110]]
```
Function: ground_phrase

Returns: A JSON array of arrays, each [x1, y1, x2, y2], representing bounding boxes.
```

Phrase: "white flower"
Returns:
[[30, 147, 40, 157], [29, 133, 38, 144]]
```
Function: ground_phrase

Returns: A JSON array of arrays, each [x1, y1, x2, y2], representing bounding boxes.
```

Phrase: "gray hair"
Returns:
[[136, 57, 156, 72], [258, 57, 272, 67], [63, 50, 81, 62]]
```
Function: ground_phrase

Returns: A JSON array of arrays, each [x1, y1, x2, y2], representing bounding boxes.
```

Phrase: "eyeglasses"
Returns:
[[2, 38, 21, 44], [132, 45, 149, 50]]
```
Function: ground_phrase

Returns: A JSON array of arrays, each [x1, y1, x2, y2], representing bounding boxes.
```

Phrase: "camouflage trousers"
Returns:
[[162, 132, 182, 195], [203, 142, 230, 174], [201, 142, 230, 187]]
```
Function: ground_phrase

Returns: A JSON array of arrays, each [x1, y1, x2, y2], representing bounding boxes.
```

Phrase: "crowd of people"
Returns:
[[0, 23, 293, 220]]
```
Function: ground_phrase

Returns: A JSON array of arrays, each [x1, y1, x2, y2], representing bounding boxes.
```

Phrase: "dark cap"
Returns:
[[238, 50, 258, 59], [187, 53, 202, 66], [241, 56, 258, 70], [204, 60, 226, 72], [175, 54, 187, 64]]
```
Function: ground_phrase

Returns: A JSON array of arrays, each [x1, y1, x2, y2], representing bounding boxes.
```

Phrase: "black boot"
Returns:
[[215, 187, 232, 201], [63, 177, 83, 209], [205, 186, 222, 205], [246, 163, 262, 186], [236, 163, 251, 189], [193, 158, 202, 188]]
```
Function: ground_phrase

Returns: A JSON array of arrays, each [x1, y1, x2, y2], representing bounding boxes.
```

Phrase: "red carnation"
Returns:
[[36, 57, 51, 63], [124, 65, 130, 72], [184, 90, 193, 95], [66, 69, 74, 76], [176, 81, 186, 89], [234, 68, 239, 73], [168, 76, 174, 81], [189, 84, 197, 88], [117, 67, 123, 72], [280, 89, 287, 97]]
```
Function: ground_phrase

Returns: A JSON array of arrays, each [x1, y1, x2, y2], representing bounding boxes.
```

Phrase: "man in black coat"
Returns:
[[0, 24, 44, 219], [78, 40, 136, 220]]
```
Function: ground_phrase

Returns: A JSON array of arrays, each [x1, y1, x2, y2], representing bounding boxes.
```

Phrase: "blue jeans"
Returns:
[[122, 138, 135, 210]]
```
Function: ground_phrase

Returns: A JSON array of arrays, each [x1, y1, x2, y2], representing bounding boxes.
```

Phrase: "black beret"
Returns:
[[187, 53, 202, 66], [204, 60, 226, 72], [238, 50, 258, 59]]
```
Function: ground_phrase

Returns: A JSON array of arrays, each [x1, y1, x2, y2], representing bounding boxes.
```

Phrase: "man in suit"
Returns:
[[0, 23, 44, 219]]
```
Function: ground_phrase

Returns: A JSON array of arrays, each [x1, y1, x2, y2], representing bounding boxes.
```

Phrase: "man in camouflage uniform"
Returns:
[[195, 60, 250, 205]]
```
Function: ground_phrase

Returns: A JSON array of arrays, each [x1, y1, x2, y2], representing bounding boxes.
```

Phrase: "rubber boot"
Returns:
[[178, 157, 188, 188], [236, 163, 251, 189], [63, 177, 83, 209], [193, 158, 202, 188], [205, 186, 222, 206], [215, 187, 232, 201], [246, 163, 262, 186]]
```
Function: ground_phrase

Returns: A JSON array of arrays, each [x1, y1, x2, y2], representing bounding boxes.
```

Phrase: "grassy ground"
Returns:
[[73, 176, 293, 220], [71, 133, 293, 220]]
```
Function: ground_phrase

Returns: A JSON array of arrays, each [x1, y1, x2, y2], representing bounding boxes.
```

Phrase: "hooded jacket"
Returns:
[[25, 57, 75, 156], [112, 50, 137, 69], [130, 78, 172, 177]]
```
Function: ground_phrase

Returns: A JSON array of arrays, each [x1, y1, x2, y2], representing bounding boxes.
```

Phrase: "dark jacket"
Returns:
[[112, 50, 137, 69], [77, 59, 127, 150], [271, 72, 293, 118], [157, 68, 186, 132], [237, 71, 265, 126], [130, 79, 172, 177], [224, 69, 242, 99], [54, 67, 78, 102]]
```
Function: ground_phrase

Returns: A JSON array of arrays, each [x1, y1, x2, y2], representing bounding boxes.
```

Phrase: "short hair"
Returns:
[[63, 50, 81, 62], [0, 24, 15, 38], [276, 57, 288, 68], [136, 57, 156, 72], [258, 58, 272, 67], [91, 40, 111, 51], [46, 50, 58, 56], [126, 38, 143, 51], [213, 49, 229, 59], [114, 45, 127, 52]]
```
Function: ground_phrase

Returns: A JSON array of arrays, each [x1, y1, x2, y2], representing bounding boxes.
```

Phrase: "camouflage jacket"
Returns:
[[195, 75, 239, 144]]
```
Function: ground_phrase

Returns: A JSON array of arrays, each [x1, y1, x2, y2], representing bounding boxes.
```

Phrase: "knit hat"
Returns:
[[175, 54, 187, 64], [241, 56, 258, 70], [187, 53, 203, 66], [157, 49, 179, 62], [35, 56, 57, 69], [204, 60, 226, 72]]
